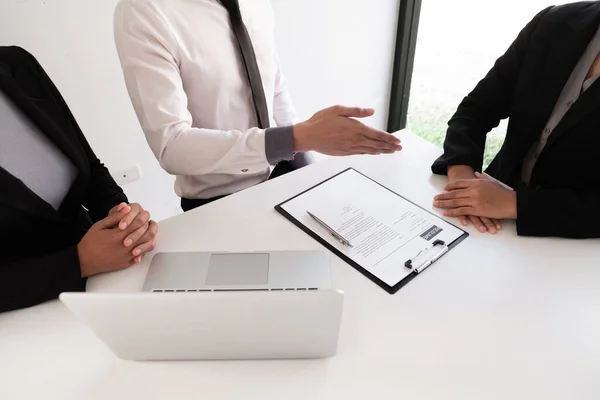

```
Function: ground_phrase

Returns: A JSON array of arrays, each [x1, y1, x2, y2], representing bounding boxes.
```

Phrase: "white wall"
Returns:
[[0, 0, 180, 221], [0, 0, 400, 221], [271, 0, 401, 130]]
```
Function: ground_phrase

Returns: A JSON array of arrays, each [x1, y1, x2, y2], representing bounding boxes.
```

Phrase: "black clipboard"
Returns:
[[274, 168, 469, 294]]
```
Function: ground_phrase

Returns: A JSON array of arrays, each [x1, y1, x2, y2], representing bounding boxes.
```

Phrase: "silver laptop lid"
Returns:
[[142, 251, 331, 292], [60, 290, 344, 361]]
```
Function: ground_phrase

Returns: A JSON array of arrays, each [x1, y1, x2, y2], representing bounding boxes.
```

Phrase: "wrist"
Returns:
[[506, 190, 518, 219], [447, 165, 475, 180], [447, 165, 474, 174], [292, 122, 311, 152]]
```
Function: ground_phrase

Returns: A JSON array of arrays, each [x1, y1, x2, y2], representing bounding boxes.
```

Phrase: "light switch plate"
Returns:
[[113, 164, 142, 186]]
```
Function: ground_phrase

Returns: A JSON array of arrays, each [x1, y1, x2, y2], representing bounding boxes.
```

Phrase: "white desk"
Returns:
[[2, 131, 600, 400]]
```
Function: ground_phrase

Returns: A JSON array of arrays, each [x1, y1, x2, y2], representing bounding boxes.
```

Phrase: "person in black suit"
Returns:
[[0, 46, 158, 313], [431, 1, 600, 239]]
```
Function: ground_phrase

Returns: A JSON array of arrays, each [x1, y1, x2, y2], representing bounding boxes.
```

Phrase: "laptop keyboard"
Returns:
[[151, 288, 319, 293]]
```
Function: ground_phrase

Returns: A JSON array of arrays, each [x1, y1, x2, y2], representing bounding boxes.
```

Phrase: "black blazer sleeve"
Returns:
[[26, 49, 128, 220], [516, 187, 600, 239], [0, 247, 86, 313], [0, 47, 128, 312], [431, 7, 551, 175]]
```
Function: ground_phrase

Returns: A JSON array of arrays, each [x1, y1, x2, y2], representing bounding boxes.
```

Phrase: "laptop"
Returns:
[[60, 250, 344, 361], [142, 250, 332, 292]]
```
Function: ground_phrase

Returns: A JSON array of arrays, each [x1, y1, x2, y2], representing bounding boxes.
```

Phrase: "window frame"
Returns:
[[387, 0, 423, 133]]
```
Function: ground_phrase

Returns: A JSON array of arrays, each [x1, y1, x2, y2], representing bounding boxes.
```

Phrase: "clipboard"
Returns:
[[275, 168, 468, 294]]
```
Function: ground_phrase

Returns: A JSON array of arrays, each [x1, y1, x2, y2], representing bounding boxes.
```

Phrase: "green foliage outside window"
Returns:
[[408, 110, 505, 170]]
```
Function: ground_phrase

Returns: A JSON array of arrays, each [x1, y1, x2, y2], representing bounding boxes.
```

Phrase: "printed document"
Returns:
[[280, 169, 464, 286]]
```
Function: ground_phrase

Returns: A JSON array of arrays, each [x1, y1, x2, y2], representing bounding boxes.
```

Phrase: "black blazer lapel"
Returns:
[[0, 75, 87, 174], [542, 8, 600, 148], [0, 167, 64, 222], [546, 74, 600, 149], [0, 70, 86, 221], [526, 20, 599, 144]]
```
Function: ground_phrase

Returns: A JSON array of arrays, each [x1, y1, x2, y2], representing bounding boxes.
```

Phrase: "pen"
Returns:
[[306, 211, 354, 248], [414, 246, 449, 274]]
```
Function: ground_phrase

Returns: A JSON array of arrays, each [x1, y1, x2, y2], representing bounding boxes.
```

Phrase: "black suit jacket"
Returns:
[[432, 1, 600, 239], [0, 46, 128, 313]]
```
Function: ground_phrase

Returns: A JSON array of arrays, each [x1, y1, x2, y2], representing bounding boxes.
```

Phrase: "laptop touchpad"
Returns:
[[206, 253, 270, 285]]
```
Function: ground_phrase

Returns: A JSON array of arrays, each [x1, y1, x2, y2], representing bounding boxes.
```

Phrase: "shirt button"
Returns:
[[566, 101, 574, 107], [241, 169, 248, 173], [544, 128, 551, 134]]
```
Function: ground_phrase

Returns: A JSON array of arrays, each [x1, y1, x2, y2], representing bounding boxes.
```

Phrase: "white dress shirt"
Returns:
[[114, 0, 308, 199]]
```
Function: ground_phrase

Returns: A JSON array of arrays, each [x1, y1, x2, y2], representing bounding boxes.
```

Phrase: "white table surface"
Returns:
[[2, 130, 600, 400]]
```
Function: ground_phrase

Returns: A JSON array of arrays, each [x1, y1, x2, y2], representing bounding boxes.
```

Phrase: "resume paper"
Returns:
[[280, 169, 464, 286]]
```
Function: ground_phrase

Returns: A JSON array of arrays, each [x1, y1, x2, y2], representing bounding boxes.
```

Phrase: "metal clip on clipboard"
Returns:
[[404, 240, 449, 274]]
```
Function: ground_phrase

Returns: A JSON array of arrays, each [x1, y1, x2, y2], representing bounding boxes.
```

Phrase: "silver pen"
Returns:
[[414, 246, 449, 274], [306, 211, 354, 248]]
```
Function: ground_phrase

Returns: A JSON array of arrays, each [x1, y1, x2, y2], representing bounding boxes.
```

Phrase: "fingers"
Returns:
[[474, 172, 489, 180], [132, 238, 157, 259], [131, 221, 159, 257], [98, 204, 131, 229], [468, 215, 487, 233], [355, 147, 388, 155], [444, 179, 479, 191], [120, 205, 151, 233], [129, 210, 150, 233], [357, 139, 402, 154], [434, 191, 483, 232], [433, 197, 472, 209], [446, 212, 497, 234], [353, 134, 401, 155], [492, 218, 502, 230], [118, 203, 142, 230], [434, 189, 470, 201], [123, 222, 149, 247], [109, 202, 129, 216], [343, 125, 401, 154], [330, 105, 375, 118], [443, 207, 475, 218], [362, 128, 402, 146], [480, 217, 498, 234], [437, 191, 501, 233], [454, 213, 500, 234]]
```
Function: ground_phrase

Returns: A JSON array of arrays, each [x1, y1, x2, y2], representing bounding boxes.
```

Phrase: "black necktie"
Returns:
[[220, 0, 271, 129]]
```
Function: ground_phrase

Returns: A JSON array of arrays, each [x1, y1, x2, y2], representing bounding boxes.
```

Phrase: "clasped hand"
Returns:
[[77, 203, 158, 277], [434, 168, 517, 234]]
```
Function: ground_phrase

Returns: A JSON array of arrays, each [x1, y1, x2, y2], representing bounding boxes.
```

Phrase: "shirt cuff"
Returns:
[[265, 126, 294, 165]]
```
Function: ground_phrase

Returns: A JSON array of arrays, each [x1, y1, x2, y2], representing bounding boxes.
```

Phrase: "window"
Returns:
[[391, 0, 572, 168]]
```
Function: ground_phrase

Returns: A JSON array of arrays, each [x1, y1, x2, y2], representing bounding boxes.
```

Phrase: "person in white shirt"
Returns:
[[114, 0, 402, 211]]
